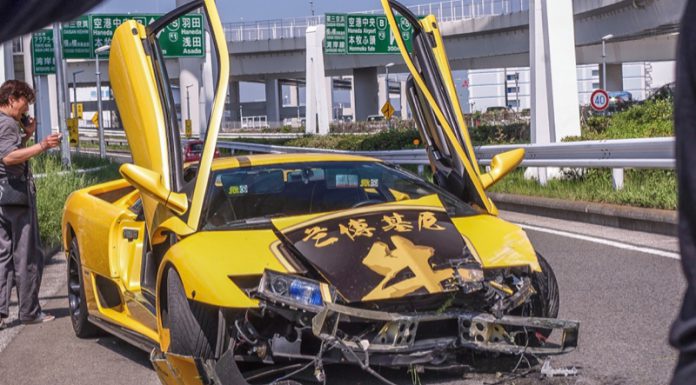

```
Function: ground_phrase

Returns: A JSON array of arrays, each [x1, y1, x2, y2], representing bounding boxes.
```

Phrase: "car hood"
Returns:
[[271, 195, 484, 303]]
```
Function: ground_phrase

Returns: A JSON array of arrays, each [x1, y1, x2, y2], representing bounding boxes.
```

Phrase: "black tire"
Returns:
[[530, 253, 560, 320], [167, 268, 218, 359], [525, 253, 560, 343], [67, 236, 101, 338]]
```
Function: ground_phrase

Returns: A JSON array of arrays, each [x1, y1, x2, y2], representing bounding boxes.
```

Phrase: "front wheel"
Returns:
[[523, 253, 560, 343], [529, 253, 560, 320], [166, 268, 218, 359]]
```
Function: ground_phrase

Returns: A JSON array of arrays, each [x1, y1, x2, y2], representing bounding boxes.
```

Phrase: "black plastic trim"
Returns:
[[89, 315, 158, 352]]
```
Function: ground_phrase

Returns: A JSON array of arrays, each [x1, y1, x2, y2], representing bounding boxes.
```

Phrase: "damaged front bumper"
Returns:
[[311, 302, 578, 365], [150, 301, 578, 385]]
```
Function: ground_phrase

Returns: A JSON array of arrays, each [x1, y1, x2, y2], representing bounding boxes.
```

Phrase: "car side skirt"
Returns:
[[88, 315, 157, 353]]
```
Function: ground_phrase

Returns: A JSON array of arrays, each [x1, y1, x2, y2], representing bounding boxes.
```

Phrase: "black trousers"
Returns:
[[672, 1, 696, 383]]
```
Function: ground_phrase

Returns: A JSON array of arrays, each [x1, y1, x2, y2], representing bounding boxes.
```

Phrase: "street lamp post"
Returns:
[[185, 84, 194, 137], [53, 22, 71, 167], [239, 104, 244, 129], [185, 84, 193, 121], [72, 70, 84, 119], [72, 69, 84, 152], [515, 72, 520, 113], [95, 45, 110, 159], [601, 34, 614, 92], [385, 62, 394, 129]]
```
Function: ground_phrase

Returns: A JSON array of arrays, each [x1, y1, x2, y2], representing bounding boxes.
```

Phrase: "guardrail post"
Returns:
[[417, 165, 424, 176], [612, 168, 624, 190]]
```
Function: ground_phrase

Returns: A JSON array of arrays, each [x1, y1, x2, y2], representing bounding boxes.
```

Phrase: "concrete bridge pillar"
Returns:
[[528, 0, 581, 184], [599, 63, 623, 91], [0, 42, 14, 84], [378, 74, 387, 109], [305, 25, 330, 134], [288, 84, 298, 106], [325, 77, 334, 121], [177, 0, 204, 137], [352, 67, 379, 121], [229, 80, 241, 125], [179, 62, 201, 136], [265, 78, 280, 128]]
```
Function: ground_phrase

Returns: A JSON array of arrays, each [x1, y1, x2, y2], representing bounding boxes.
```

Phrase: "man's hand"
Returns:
[[40, 133, 61, 150]]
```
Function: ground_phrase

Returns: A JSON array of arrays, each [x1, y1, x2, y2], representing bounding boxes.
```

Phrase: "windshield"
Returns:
[[201, 161, 476, 229]]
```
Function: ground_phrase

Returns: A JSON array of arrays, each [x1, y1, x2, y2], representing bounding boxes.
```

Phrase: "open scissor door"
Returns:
[[381, 0, 500, 214]]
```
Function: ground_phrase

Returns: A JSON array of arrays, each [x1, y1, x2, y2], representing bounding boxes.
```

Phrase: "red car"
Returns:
[[183, 140, 220, 162]]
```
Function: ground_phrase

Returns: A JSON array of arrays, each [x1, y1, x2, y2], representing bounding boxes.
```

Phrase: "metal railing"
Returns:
[[214, 137, 674, 169], [214, 137, 674, 190], [223, 0, 527, 42]]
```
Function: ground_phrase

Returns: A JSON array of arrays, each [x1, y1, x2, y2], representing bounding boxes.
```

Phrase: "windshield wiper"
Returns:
[[211, 213, 286, 230]]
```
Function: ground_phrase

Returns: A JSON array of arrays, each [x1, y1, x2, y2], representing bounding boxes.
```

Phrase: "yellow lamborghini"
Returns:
[[61, 0, 578, 384]]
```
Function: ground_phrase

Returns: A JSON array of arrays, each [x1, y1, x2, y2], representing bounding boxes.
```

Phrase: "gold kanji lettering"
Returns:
[[362, 236, 454, 301], [339, 218, 375, 241], [382, 212, 413, 232], [418, 211, 445, 231], [302, 226, 338, 248]]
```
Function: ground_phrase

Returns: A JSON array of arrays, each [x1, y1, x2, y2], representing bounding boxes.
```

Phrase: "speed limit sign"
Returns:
[[590, 89, 609, 111]]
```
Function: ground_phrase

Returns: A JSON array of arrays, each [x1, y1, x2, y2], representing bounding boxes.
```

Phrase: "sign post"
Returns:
[[381, 101, 395, 130]]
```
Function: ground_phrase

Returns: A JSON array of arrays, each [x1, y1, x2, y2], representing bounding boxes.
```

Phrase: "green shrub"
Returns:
[[32, 152, 120, 248], [469, 123, 529, 145], [284, 128, 423, 151], [489, 168, 676, 210], [578, 98, 673, 140]]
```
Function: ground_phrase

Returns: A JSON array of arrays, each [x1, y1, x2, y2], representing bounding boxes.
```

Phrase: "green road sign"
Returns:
[[62, 16, 92, 59], [30, 12, 203, 73], [325, 13, 414, 55], [160, 14, 205, 57], [325, 14, 347, 54], [31, 30, 56, 75], [91, 14, 149, 55], [91, 14, 204, 58]]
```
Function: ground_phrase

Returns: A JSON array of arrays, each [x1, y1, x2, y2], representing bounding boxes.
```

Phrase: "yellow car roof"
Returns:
[[211, 153, 382, 170]]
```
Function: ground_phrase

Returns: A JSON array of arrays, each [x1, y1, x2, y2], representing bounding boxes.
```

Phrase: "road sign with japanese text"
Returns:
[[31, 30, 56, 75], [62, 16, 92, 59], [30, 12, 204, 70], [91, 14, 204, 57], [325, 13, 415, 55]]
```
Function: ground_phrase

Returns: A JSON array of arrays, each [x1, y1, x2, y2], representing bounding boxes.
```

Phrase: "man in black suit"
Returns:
[[672, 1, 696, 383]]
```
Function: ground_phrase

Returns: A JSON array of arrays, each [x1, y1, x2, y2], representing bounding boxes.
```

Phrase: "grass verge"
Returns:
[[488, 168, 676, 210], [33, 152, 121, 249]]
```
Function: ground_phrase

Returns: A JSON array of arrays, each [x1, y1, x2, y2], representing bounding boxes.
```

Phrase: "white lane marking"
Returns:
[[517, 223, 681, 260]]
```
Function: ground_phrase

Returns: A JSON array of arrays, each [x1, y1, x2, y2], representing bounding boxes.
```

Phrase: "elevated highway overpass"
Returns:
[[227, 0, 684, 80], [7, 0, 686, 137]]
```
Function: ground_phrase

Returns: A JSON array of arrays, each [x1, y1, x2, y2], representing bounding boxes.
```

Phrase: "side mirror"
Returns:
[[119, 163, 188, 215], [479, 148, 525, 190]]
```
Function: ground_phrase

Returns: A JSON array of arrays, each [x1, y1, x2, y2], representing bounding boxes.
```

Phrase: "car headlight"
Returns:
[[259, 270, 329, 310]]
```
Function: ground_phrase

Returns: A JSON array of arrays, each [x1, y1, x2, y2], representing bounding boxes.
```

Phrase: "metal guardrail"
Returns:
[[215, 137, 676, 169], [223, 0, 526, 42], [76, 130, 674, 169], [78, 130, 305, 143]]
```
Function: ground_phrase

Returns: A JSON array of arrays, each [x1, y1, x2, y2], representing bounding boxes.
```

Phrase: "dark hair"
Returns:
[[0, 80, 35, 106]]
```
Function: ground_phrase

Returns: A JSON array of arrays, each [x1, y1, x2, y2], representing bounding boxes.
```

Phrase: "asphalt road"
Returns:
[[0, 211, 683, 385]]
